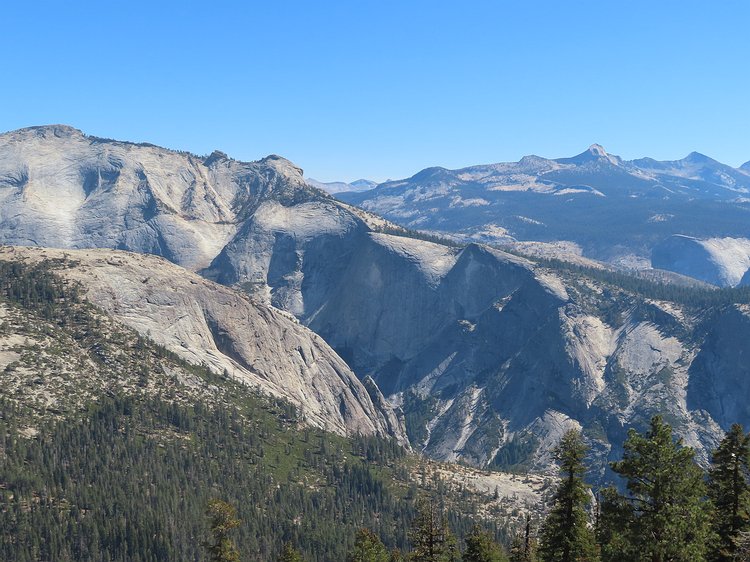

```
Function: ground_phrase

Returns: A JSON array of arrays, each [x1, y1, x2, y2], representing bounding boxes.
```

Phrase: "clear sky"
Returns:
[[3, 1, 749, 182]]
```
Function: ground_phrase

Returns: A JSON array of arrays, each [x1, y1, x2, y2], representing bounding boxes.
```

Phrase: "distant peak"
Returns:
[[741, 160, 750, 171], [683, 151, 714, 163], [350, 179, 377, 188], [260, 154, 304, 177], [203, 150, 229, 166], [411, 165, 451, 182], [261, 154, 291, 163], [555, 144, 621, 166], [459, 242, 493, 259], [518, 154, 549, 165]]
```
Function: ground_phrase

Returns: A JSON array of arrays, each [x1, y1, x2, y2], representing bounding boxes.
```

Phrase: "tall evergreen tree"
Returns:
[[537, 430, 597, 562], [464, 524, 508, 562], [509, 515, 537, 562], [408, 499, 459, 562], [600, 415, 713, 562], [348, 528, 390, 562], [203, 499, 241, 562], [278, 542, 304, 562], [709, 423, 750, 562], [595, 487, 636, 562]]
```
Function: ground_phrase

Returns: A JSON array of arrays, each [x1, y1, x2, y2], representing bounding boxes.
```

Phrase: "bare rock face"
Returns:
[[0, 125, 320, 270], [0, 245, 408, 444], [651, 234, 750, 287], [687, 305, 750, 427]]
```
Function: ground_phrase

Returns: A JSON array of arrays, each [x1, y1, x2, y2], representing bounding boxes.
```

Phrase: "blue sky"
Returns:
[[3, 1, 749, 181]]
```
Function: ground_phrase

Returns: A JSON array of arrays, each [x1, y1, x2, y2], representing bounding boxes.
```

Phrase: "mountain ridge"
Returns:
[[339, 144, 750, 286], [306, 177, 378, 194]]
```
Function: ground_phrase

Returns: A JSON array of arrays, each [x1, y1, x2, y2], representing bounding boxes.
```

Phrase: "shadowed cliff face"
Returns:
[[2, 125, 750, 475], [687, 306, 750, 426]]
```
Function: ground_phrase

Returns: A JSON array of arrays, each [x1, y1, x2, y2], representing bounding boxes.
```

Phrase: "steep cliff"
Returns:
[[0, 245, 408, 443]]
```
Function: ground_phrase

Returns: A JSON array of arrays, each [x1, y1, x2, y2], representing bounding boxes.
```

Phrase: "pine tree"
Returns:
[[600, 415, 713, 562], [509, 515, 537, 562], [203, 499, 241, 562], [464, 524, 508, 562], [595, 487, 636, 562], [537, 430, 597, 562], [348, 528, 390, 562], [278, 542, 304, 562], [408, 499, 459, 562], [709, 423, 750, 562]]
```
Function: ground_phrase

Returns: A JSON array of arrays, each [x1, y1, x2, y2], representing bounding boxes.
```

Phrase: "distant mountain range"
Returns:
[[339, 145, 750, 286], [306, 177, 378, 194]]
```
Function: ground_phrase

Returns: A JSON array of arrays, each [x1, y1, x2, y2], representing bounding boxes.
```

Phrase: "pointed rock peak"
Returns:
[[683, 151, 715, 164], [462, 242, 486, 253], [457, 242, 494, 261], [203, 150, 229, 166], [587, 143, 608, 157], [455, 242, 533, 273], [555, 144, 621, 166]]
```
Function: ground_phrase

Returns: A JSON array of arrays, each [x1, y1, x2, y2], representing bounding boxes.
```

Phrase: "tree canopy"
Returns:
[[599, 416, 713, 562]]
